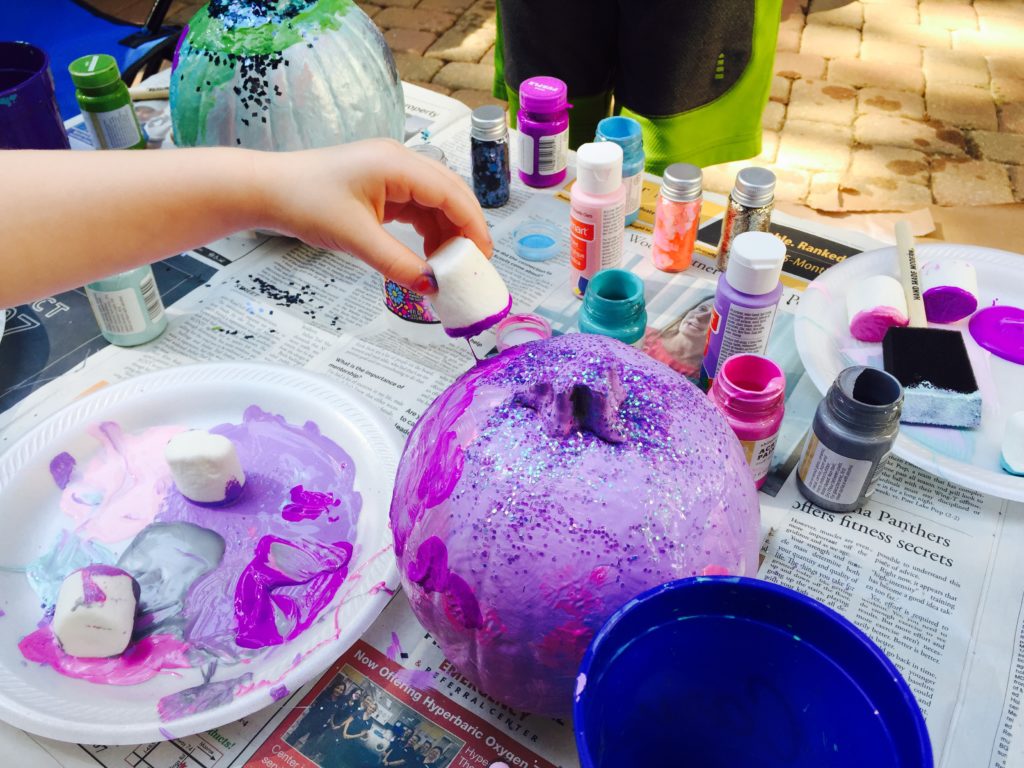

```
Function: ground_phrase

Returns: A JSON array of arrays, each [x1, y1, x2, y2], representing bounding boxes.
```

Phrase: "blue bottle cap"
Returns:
[[513, 219, 562, 262]]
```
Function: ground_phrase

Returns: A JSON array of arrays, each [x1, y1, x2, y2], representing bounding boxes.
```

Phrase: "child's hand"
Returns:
[[260, 139, 492, 295]]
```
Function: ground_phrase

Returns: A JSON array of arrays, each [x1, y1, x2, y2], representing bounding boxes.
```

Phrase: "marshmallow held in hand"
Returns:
[[427, 236, 512, 338], [53, 566, 138, 658], [165, 430, 246, 505]]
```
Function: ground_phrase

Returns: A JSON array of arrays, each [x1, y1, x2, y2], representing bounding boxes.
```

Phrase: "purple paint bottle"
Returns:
[[699, 231, 786, 392], [517, 76, 569, 188]]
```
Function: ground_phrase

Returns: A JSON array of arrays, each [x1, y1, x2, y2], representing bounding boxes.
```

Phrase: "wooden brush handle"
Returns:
[[895, 221, 927, 328]]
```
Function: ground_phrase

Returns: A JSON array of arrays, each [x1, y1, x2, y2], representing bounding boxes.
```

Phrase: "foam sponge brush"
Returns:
[[428, 237, 512, 338], [882, 326, 981, 428]]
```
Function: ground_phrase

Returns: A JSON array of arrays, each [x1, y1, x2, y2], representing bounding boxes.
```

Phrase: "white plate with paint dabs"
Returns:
[[795, 243, 1024, 501], [0, 363, 402, 744]]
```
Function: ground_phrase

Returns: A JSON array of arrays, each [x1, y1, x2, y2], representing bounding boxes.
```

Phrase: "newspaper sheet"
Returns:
[[2, 111, 1022, 767]]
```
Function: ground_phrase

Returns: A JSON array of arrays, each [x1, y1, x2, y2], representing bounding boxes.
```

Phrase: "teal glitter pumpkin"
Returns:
[[170, 0, 404, 150]]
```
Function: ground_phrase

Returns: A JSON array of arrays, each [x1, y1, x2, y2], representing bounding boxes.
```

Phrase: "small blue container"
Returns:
[[578, 269, 647, 347], [595, 116, 644, 226], [513, 219, 561, 262], [575, 577, 933, 768]]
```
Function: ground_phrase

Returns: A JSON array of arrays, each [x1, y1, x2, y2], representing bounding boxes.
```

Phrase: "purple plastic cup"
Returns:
[[0, 41, 70, 150]]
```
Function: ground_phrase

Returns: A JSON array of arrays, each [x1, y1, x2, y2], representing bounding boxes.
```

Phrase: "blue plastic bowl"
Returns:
[[574, 577, 932, 768]]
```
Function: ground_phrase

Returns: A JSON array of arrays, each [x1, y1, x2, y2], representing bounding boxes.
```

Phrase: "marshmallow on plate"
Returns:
[[846, 275, 909, 343], [165, 430, 245, 505], [427, 237, 512, 338], [921, 260, 978, 324], [53, 565, 138, 658], [1002, 411, 1024, 476]]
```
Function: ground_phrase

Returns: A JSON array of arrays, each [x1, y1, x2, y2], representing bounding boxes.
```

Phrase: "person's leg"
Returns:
[[614, 0, 783, 173], [493, 0, 616, 149]]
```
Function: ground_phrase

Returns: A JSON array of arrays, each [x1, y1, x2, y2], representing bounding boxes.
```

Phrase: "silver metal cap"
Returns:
[[471, 105, 508, 142], [732, 166, 776, 208], [660, 163, 703, 203]]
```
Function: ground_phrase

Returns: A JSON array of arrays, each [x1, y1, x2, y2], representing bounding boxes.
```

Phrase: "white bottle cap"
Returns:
[[725, 231, 786, 295], [576, 142, 623, 196]]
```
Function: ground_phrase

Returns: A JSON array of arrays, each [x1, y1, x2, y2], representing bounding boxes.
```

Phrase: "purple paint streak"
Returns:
[[443, 294, 513, 338], [270, 684, 289, 701], [393, 668, 435, 691], [281, 485, 342, 522], [386, 632, 402, 662], [234, 535, 353, 649], [158, 673, 252, 721], [970, 305, 1024, 365], [49, 452, 76, 490], [77, 564, 132, 604]]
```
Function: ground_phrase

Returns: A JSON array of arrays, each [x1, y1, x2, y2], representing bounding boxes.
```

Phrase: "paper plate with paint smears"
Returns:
[[795, 243, 1024, 500], [0, 363, 401, 744]]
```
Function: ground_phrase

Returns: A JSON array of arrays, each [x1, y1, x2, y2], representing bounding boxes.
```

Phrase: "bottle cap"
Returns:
[[595, 116, 643, 155], [68, 54, 121, 89], [660, 163, 703, 203], [731, 167, 776, 208], [410, 143, 448, 166], [725, 231, 785, 295], [495, 313, 552, 351], [576, 142, 623, 196], [471, 105, 508, 142], [519, 76, 568, 114]]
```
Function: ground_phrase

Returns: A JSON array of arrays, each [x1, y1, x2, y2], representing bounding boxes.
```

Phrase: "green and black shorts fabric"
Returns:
[[493, 0, 783, 173]]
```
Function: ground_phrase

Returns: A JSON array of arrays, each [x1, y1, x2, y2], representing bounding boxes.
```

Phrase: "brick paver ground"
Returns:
[[164, 0, 1024, 210]]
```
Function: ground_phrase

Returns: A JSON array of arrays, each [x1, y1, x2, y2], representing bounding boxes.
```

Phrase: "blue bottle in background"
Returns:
[[595, 116, 645, 226]]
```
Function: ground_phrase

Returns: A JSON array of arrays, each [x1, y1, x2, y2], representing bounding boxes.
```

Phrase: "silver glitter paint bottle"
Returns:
[[715, 167, 777, 271]]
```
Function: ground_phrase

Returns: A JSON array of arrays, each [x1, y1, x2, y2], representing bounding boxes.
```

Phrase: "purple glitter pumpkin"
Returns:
[[390, 334, 760, 716]]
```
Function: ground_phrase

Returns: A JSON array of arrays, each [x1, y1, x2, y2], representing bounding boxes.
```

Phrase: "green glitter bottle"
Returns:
[[69, 54, 146, 150]]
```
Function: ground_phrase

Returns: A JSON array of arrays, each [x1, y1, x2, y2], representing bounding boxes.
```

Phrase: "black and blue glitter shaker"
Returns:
[[470, 104, 511, 208]]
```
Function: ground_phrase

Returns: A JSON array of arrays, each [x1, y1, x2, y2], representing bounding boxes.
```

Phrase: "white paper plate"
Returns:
[[0, 363, 402, 744], [795, 243, 1024, 500]]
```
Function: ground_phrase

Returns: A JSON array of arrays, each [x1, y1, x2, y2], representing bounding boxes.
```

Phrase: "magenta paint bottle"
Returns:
[[709, 354, 785, 489], [517, 76, 570, 188], [699, 231, 786, 392]]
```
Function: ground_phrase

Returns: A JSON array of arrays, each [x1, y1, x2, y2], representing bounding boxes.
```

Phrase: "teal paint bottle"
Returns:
[[85, 266, 168, 346], [578, 269, 647, 347], [595, 116, 645, 226]]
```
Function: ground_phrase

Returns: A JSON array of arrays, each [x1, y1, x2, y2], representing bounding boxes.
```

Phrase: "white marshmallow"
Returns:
[[1002, 411, 1024, 476], [165, 430, 245, 504], [846, 275, 909, 343], [53, 566, 137, 658], [427, 237, 512, 338]]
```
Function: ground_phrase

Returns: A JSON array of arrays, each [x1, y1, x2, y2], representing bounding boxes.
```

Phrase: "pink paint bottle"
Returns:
[[708, 353, 785, 489], [570, 142, 626, 298]]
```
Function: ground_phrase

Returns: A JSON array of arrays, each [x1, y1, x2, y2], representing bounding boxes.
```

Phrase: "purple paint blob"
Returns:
[[281, 485, 342, 521], [49, 452, 76, 490], [443, 294, 513, 338], [393, 668, 434, 691], [969, 305, 1024, 365], [390, 334, 760, 716], [158, 673, 252, 721], [18, 626, 191, 685], [234, 535, 353, 649], [270, 684, 289, 701], [924, 285, 978, 324]]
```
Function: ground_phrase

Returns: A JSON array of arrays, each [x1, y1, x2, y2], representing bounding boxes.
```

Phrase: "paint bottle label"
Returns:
[[570, 199, 626, 297], [624, 172, 642, 219], [86, 273, 164, 335], [797, 434, 872, 506], [741, 432, 779, 484], [82, 104, 144, 150], [699, 303, 778, 389], [537, 131, 568, 176]]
